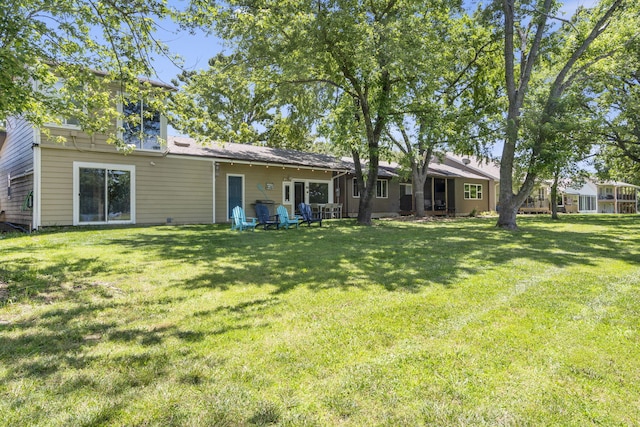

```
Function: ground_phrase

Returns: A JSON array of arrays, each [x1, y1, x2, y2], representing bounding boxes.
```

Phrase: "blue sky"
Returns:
[[153, 0, 598, 85], [155, 0, 599, 146]]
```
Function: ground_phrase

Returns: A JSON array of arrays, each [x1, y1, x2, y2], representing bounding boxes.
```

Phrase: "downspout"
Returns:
[[32, 129, 42, 230], [332, 170, 349, 213], [332, 170, 348, 202]]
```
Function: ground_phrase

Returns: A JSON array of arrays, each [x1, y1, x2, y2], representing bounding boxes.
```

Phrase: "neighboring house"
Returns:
[[596, 181, 639, 214], [519, 179, 638, 215]]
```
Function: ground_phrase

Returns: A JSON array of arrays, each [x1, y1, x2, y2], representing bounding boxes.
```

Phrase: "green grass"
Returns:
[[1, 215, 639, 426]]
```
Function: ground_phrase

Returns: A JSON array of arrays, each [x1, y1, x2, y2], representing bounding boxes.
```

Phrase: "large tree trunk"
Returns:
[[496, 201, 519, 230], [356, 166, 377, 225], [550, 169, 560, 220], [414, 188, 426, 217], [351, 147, 379, 226], [412, 157, 430, 218]]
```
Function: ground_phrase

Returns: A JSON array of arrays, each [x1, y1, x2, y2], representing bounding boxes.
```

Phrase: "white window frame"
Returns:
[[537, 187, 546, 201], [307, 180, 332, 204], [579, 195, 597, 212], [464, 183, 483, 200], [117, 95, 167, 152], [376, 179, 388, 198], [283, 181, 293, 206], [400, 183, 413, 196], [352, 177, 360, 198], [73, 161, 136, 225], [44, 80, 83, 130]]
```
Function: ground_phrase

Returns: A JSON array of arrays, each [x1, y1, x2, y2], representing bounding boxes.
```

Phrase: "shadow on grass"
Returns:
[[1, 216, 638, 400], [93, 216, 640, 295]]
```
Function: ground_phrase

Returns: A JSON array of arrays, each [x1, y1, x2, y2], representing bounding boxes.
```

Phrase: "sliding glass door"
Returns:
[[74, 162, 135, 225]]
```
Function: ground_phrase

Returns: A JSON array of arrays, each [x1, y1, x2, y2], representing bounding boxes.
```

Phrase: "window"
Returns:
[[579, 195, 596, 211], [309, 182, 329, 204], [283, 182, 292, 204], [74, 162, 135, 225], [46, 80, 82, 128], [352, 178, 360, 198], [537, 187, 546, 201], [376, 179, 388, 198], [123, 100, 162, 150], [400, 183, 412, 196], [464, 183, 483, 200]]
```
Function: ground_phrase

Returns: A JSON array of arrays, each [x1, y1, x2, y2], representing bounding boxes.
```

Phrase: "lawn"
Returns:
[[1, 215, 639, 426]]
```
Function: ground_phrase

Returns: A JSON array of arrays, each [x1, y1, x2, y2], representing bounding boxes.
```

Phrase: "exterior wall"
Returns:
[[454, 178, 493, 216], [39, 146, 214, 226], [214, 162, 335, 223], [0, 117, 35, 226], [342, 175, 399, 218]]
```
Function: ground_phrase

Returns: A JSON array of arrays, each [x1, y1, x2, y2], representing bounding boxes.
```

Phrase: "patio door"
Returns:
[[73, 162, 135, 225], [227, 175, 244, 219], [293, 180, 331, 207], [294, 181, 305, 211]]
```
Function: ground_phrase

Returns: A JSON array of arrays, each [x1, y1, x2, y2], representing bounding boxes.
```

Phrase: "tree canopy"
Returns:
[[180, 0, 496, 224], [0, 0, 174, 145], [169, 52, 316, 150]]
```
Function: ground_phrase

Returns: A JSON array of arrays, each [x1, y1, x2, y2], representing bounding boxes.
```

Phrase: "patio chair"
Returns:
[[231, 206, 257, 231], [276, 205, 300, 229], [255, 203, 278, 230], [298, 203, 322, 226]]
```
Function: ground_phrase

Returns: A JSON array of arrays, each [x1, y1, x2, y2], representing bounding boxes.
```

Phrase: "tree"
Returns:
[[586, 30, 640, 183], [519, 83, 595, 219], [384, 11, 502, 217], [183, 0, 462, 225], [490, 0, 628, 229], [0, 0, 173, 146], [169, 52, 315, 150]]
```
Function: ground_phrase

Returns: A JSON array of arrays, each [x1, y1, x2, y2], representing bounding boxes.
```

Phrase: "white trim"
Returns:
[[294, 178, 333, 204], [226, 173, 245, 221], [209, 157, 341, 172], [352, 177, 360, 198], [118, 95, 167, 152], [73, 161, 136, 225], [464, 183, 483, 200], [282, 181, 293, 207], [43, 80, 84, 130], [376, 179, 388, 199], [32, 128, 42, 230], [212, 161, 216, 223]]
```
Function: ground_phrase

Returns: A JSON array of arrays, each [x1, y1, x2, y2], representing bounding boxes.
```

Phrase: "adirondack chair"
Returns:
[[231, 206, 257, 231], [276, 205, 300, 229], [255, 203, 278, 230], [298, 203, 322, 227]]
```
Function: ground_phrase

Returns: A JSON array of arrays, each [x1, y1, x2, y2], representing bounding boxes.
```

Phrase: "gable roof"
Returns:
[[167, 136, 349, 170]]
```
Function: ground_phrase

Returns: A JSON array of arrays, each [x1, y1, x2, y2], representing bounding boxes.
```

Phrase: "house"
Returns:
[[518, 179, 638, 215], [2, 73, 502, 229], [595, 181, 639, 213], [2, 110, 502, 228], [166, 137, 348, 222]]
